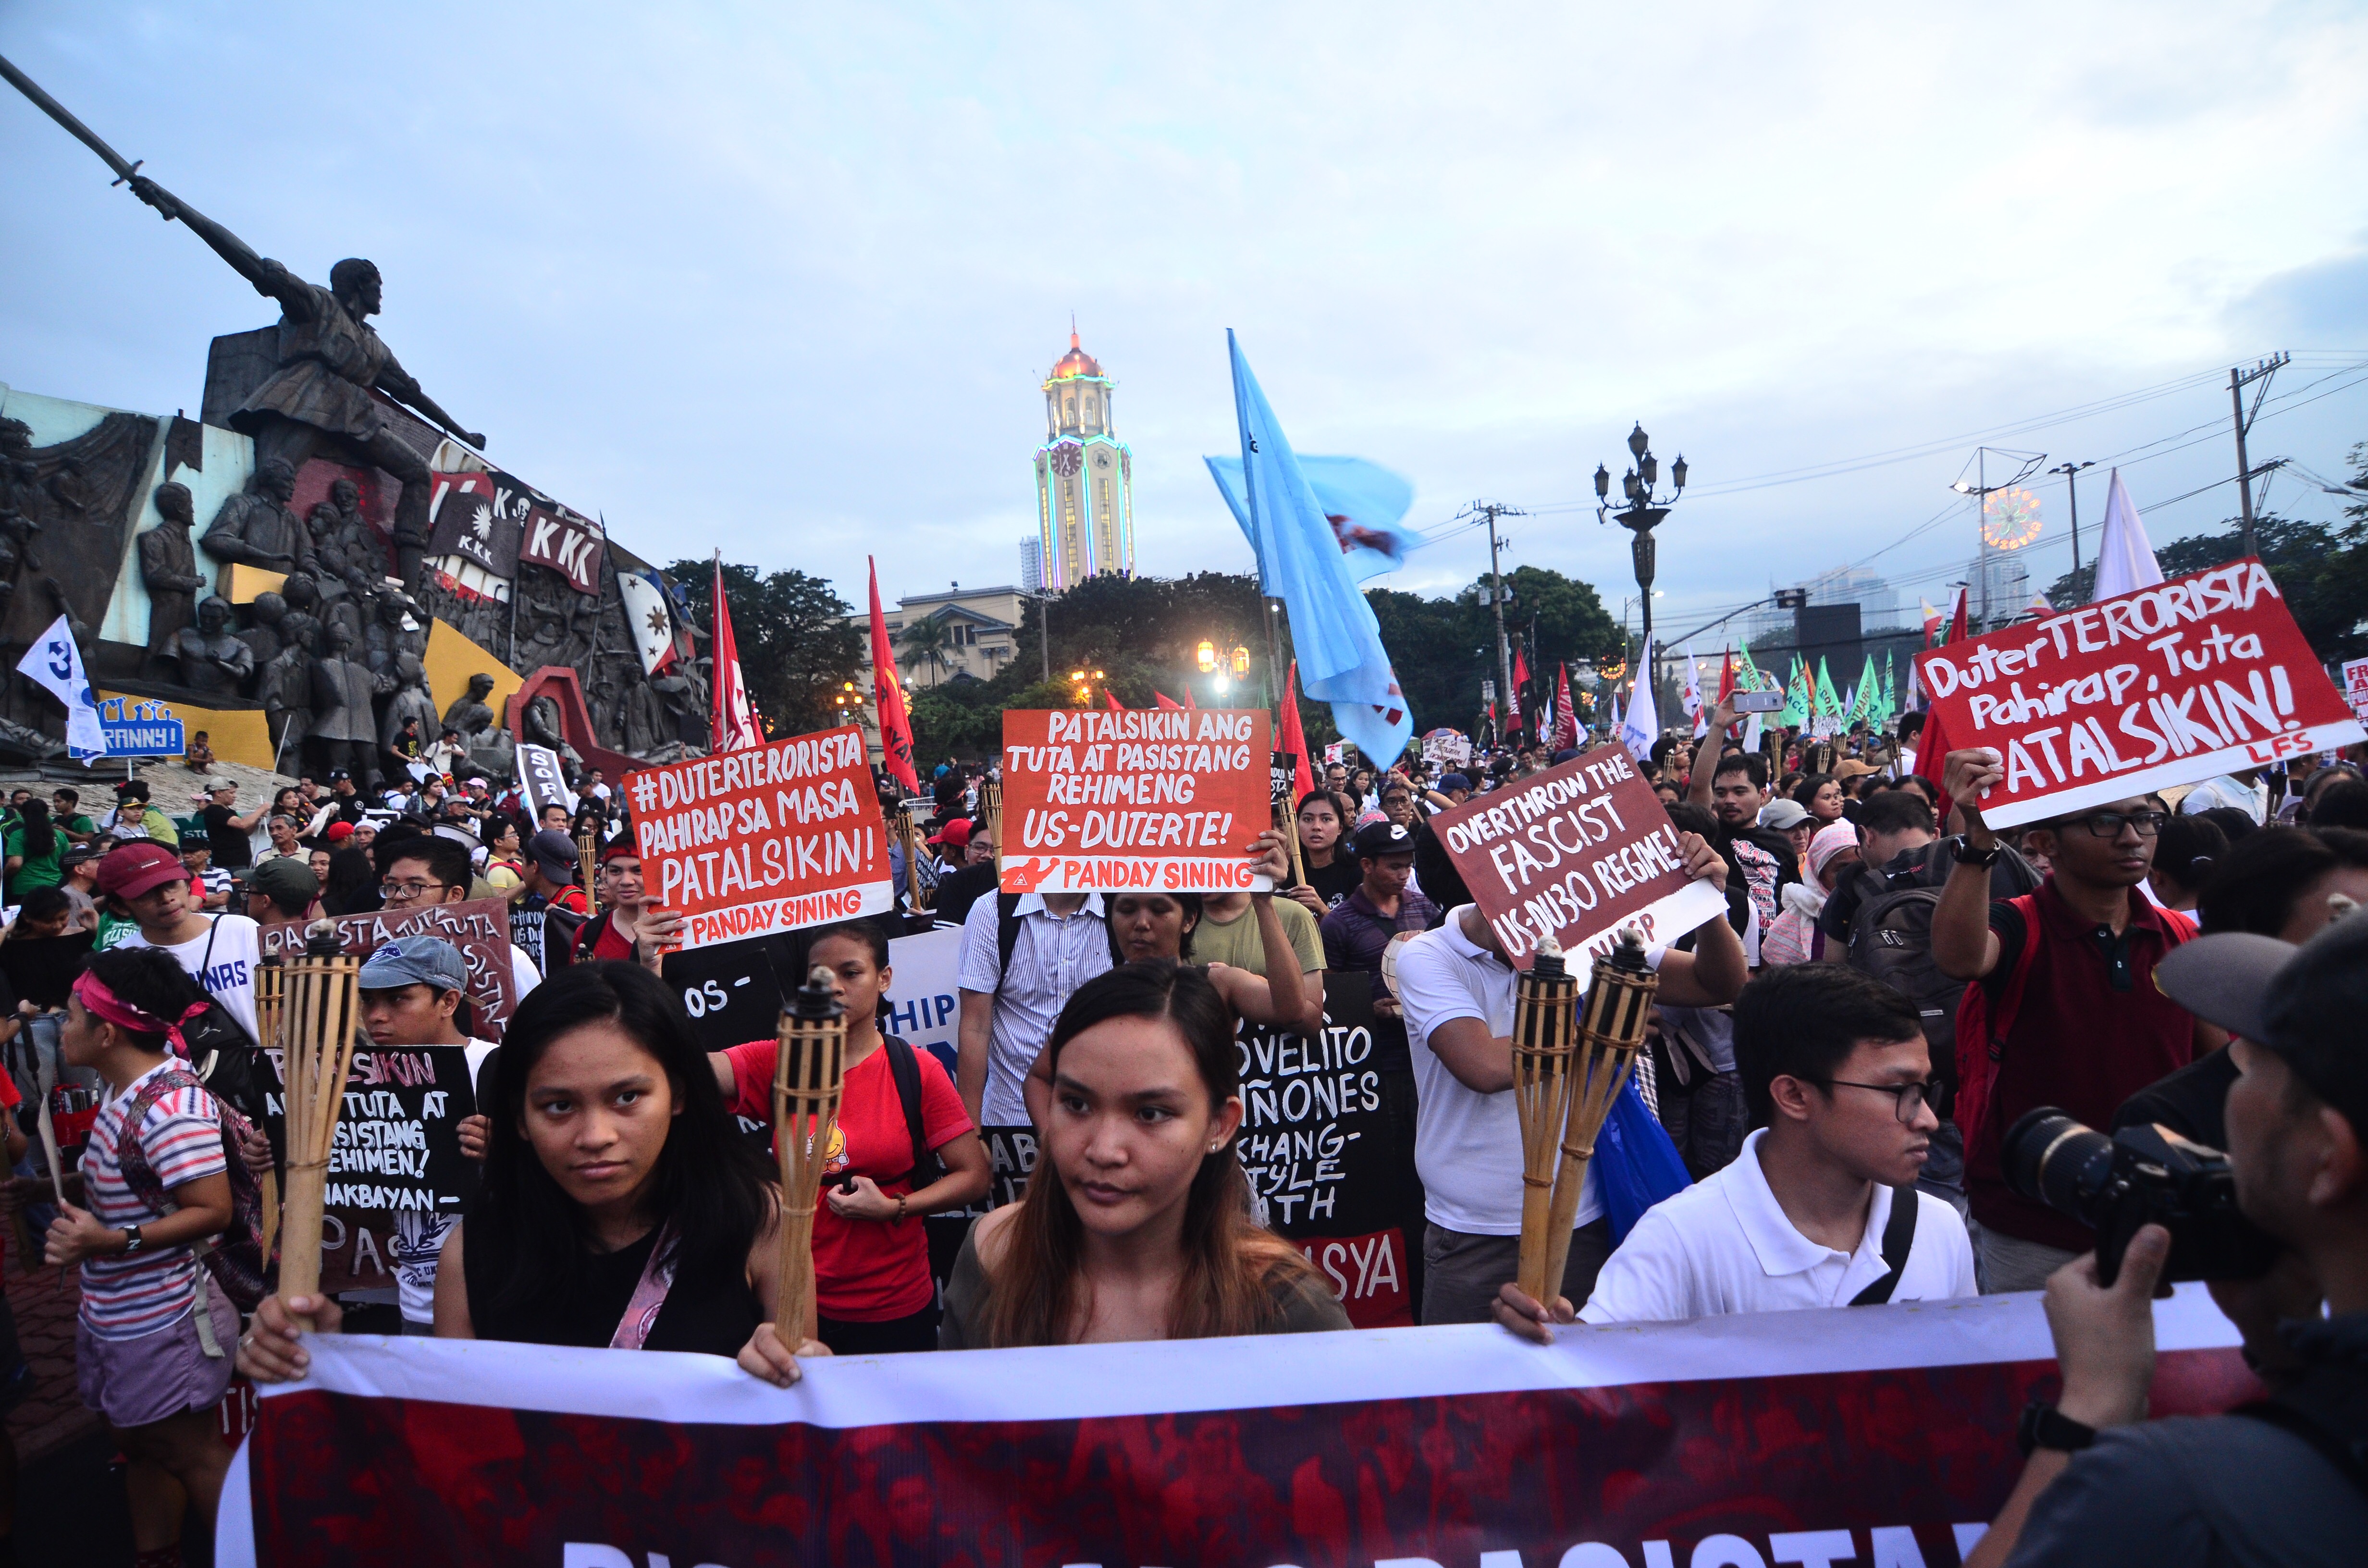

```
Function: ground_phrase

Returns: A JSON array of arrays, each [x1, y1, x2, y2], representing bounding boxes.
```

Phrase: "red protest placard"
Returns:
[[999, 708, 1275, 894], [625, 727, 892, 949], [258, 897, 522, 1040], [1914, 559, 2365, 830], [1428, 743, 1727, 969]]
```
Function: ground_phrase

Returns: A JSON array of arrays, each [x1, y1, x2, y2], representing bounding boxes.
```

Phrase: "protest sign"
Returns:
[[1420, 726, 1471, 769], [252, 1045, 477, 1214], [998, 708, 1274, 894], [1915, 558, 2367, 829], [224, 1285, 2258, 1568], [1235, 970, 1418, 1328], [2343, 656, 2368, 724], [625, 726, 892, 949], [258, 899, 523, 1041], [1430, 742, 1728, 969], [513, 742, 571, 823]]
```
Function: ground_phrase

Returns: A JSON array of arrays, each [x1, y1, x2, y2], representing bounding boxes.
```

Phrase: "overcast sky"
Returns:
[[5, 3, 2365, 644]]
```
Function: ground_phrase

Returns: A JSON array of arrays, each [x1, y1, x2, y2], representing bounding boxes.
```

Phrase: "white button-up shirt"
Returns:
[[957, 891, 1111, 1126], [1580, 1128, 1976, 1323]]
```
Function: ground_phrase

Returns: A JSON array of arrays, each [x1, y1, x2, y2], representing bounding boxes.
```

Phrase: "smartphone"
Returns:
[[1732, 690, 1785, 713]]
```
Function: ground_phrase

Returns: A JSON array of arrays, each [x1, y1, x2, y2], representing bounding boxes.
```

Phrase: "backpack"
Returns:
[[1954, 893, 2198, 1163], [877, 1036, 943, 1189], [112, 1064, 270, 1312], [181, 917, 267, 1125]]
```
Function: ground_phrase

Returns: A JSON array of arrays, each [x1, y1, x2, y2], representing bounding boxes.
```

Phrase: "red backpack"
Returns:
[[1954, 894, 2198, 1163]]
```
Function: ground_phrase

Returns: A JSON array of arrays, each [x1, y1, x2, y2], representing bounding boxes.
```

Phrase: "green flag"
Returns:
[[1813, 658, 1845, 737], [1736, 635, 1770, 698], [1780, 657, 1812, 728], [1881, 650, 1898, 725], [1854, 655, 1880, 727]]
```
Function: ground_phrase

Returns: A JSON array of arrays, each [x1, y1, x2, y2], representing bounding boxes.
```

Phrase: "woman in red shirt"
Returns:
[[712, 921, 990, 1354]]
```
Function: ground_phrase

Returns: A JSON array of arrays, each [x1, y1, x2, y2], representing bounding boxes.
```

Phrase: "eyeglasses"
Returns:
[[379, 879, 450, 902], [1814, 1078, 1940, 1123], [2068, 809, 2169, 839]]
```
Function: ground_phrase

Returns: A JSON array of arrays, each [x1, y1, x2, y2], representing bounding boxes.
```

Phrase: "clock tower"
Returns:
[[1034, 325, 1135, 591]]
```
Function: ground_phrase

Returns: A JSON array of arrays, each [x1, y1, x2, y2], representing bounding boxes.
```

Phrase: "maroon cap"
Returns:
[[96, 841, 188, 901]]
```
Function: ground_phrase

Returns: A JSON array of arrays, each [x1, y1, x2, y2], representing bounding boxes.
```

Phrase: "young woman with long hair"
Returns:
[[708, 920, 989, 1355], [4, 796, 64, 892], [947, 961, 1347, 1347], [237, 961, 827, 1387], [1287, 789, 1360, 915]]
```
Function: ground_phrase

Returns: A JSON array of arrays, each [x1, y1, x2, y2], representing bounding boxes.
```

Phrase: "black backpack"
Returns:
[[827, 1035, 943, 1195], [182, 918, 267, 1124]]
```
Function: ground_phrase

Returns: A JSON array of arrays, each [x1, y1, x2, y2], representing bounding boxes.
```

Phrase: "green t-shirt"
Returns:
[[1191, 895, 1324, 977], [95, 911, 142, 952], [4, 827, 64, 893], [59, 813, 94, 838]]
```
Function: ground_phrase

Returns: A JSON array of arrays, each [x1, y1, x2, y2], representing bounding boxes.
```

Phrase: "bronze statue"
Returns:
[[139, 481, 208, 673], [308, 623, 386, 780], [379, 652, 440, 754], [235, 590, 289, 696], [123, 172, 483, 595], [443, 673, 498, 739], [203, 456, 313, 575], [167, 597, 254, 695]]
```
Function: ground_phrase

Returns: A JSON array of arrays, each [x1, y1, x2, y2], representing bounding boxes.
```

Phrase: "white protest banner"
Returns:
[[222, 1286, 2255, 1568], [1916, 558, 2365, 829], [514, 742, 571, 822], [625, 726, 891, 948]]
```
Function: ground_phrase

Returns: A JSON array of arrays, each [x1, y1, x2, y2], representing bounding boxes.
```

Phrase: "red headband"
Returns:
[[73, 970, 209, 1059]]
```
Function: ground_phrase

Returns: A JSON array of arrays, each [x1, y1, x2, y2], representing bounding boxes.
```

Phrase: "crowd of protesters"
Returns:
[[5, 710, 2367, 1566]]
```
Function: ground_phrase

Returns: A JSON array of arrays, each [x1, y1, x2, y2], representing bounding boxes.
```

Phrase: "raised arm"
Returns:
[[372, 352, 483, 450], [125, 175, 301, 305], [1932, 748, 2007, 982], [1233, 831, 1320, 1032], [1652, 833, 1749, 1007], [1686, 699, 1736, 810]]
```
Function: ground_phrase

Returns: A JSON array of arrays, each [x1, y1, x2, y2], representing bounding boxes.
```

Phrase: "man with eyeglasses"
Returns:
[[1495, 965, 1975, 1334], [1930, 749, 2205, 1293], [375, 835, 544, 1000]]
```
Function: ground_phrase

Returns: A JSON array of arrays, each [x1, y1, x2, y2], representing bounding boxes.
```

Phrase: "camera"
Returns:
[[2001, 1107, 2282, 1286]]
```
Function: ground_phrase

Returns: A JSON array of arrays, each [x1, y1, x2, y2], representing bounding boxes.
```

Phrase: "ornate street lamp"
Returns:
[[1596, 422, 1687, 655], [1196, 640, 1218, 674], [1231, 645, 1250, 678]]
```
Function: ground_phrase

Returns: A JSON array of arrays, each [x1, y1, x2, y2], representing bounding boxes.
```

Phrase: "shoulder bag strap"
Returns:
[[1848, 1185, 1922, 1306], [607, 1221, 681, 1352], [880, 1036, 930, 1188]]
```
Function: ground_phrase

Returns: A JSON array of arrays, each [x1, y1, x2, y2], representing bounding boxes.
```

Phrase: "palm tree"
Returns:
[[897, 614, 954, 689]]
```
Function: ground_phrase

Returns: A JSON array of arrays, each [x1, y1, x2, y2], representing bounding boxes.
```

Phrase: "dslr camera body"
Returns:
[[2002, 1107, 2282, 1286]]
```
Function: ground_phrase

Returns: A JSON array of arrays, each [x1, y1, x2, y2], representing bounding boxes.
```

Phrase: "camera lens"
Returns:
[[2001, 1107, 2116, 1225]]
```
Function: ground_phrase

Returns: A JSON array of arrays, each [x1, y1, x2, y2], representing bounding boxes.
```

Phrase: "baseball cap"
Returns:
[[1834, 759, 1878, 780], [325, 821, 356, 843], [928, 819, 973, 850], [2157, 916, 2368, 1129], [96, 842, 188, 901], [359, 934, 469, 994], [1353, 820, 1416, 859], [249, 855, 320, 909], [206, 778, 238, 795], [60, 844, 102, 869], [1439, 773, 1470, 793], [530, 829, 581, 879], [1760, 798, 1813, 833], [1551, 748, 1581, 765], [328, 769, 353, 783]]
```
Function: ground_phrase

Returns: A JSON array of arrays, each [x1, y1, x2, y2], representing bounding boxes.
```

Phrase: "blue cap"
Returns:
[[1439, 772, 1470, 792], [358, 935, 469, 994]]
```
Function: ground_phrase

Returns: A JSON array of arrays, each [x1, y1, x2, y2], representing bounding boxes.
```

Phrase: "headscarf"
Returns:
[[1805, 822, 1861, 889], [73, 969, 207, 1057]]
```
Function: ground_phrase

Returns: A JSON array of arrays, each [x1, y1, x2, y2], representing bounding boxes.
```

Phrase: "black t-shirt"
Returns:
[[1295, 856, 1363, 911], [201, 804, 251, 870], [0, 930, 94, 1011], [462, 1222, 762, 1358]]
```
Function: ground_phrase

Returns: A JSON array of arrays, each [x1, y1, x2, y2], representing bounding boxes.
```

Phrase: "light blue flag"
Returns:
[[1205, 454, 1418, 582], [1220, 331, 1412, 765]]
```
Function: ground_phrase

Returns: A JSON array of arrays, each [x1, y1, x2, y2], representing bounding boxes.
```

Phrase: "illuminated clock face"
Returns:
[[1050, 445, 1083, 477], [1095, 452, 1110, 468]]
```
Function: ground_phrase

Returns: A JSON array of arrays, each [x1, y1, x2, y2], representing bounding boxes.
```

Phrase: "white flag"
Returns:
[[2090, 469, 2164, 602], [1620, 637, 1660, 763], [15, 615, 104, 759], [1682, 642, 1706, 738]]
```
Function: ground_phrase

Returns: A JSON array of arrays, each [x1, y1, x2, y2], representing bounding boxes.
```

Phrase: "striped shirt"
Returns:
[[78, 1062, 228, 1340]]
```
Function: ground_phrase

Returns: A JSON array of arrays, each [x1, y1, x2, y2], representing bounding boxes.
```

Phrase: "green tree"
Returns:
[[665, 560, 864, 737], [897, 614, 956, 689]]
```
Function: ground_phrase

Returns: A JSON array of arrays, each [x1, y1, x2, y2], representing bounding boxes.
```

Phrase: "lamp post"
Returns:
[[2047, 460, 2095, 577], [1069, 667, 1104, 707], [1595, 423, 1687, 655]]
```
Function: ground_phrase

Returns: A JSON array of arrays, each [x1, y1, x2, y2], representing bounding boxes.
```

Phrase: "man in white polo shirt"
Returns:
[[1497, 963, 1976, 1337], [1396, 830, 1747, 1324]]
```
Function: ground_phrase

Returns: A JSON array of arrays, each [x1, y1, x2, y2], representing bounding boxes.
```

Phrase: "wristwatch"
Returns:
[[121, 1225, 146, 1255], [1947, 834, 2001, 868], [2016, 1400, 2098, 1457]]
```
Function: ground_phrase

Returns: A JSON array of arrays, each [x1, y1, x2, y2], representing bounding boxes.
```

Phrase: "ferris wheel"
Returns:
[[1982, 487, 2043, 551]]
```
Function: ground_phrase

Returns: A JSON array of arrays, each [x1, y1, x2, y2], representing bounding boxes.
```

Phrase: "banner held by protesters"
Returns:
[[625, 725, 892, 949], [1913, 557, 2365, 829], [998, 707, 1275, 894]]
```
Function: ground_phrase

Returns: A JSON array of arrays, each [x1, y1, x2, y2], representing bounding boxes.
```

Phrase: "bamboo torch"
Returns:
[[1511, 935, 1579, 1305], [773, 965, 848, 1346], [1538, 927, 1660, 1296], [895, 805, 923, 910], [253, 954, 286, 1259], [578, 829, 600, 915], [276, 923, 364, 1329], [1277, 796, 1306, 888]]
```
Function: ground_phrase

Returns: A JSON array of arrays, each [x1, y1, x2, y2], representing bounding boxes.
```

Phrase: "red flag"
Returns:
[[1715, 649, 1744, 741], [1550, 664, 1579, 750], [711, 558, 763, 753], [866, 557, 919, 794], [1106, 691, 1126, 712], [1183, 686, 1197, 710], [1914, 703, 1952, 795], [1509, 649, 1530, 723], [1277, 660, 1316, 806], [1154, 691, 1184, 710]]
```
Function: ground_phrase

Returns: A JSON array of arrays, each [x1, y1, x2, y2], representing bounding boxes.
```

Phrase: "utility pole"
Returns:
[[1468, 500, 1526, 737], [2229, 353, 2289, 560], [2047, 460, 2094, 576]]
